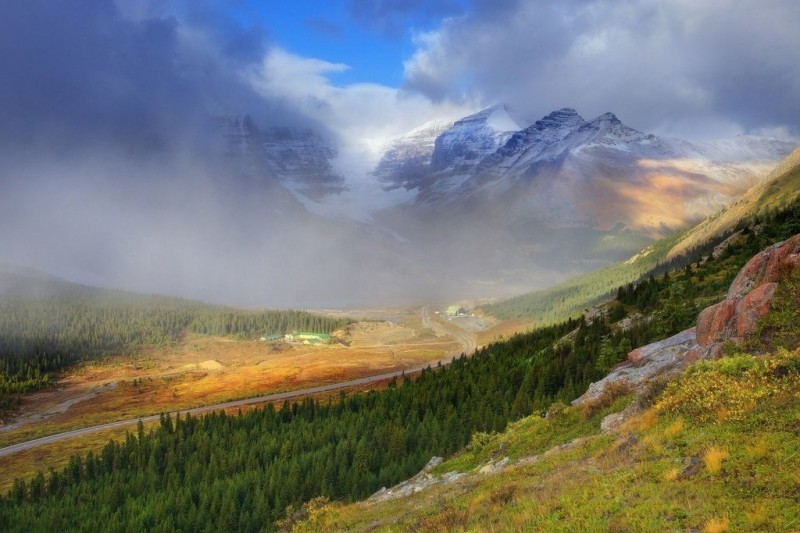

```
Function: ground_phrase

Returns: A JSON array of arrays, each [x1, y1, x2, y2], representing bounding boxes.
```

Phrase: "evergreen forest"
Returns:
[[0, 278, 348, 405]]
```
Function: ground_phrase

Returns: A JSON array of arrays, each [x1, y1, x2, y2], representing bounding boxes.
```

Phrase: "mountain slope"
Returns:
[[291, 234, 800, 533], [296, 350, 800, 532], [667, 146, 800, 260], [3, 220, 798, 531], [429, 104, 520, 173], [482, 146, 800, 323], [373, 120, 452, 191], [218, 114, 345, 201]]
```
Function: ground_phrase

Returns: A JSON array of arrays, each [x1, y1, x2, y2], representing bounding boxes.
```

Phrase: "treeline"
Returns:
[[0, 278, 348, 398]]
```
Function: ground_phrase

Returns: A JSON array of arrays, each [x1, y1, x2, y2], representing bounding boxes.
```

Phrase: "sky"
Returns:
[[250, 0, 800, 142], [2, 0, 798, 162], [0, 0, 798, 306]]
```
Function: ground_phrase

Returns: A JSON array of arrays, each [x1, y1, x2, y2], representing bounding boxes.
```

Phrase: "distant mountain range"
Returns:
[[161, 108, 799, 305], [377, 105, 794, 233]]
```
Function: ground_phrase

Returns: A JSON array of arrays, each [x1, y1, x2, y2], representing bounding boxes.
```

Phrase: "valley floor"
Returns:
[[0, 308, 478, 492]]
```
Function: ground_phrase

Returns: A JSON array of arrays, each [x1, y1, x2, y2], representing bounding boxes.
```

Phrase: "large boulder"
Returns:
[[695, 234, 800, 357], [727, 235, 800, 299], [574, 328, 697, 405]]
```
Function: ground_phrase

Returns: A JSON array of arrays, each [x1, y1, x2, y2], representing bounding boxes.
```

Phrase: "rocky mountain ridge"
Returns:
[[218, 114, 345, 202]]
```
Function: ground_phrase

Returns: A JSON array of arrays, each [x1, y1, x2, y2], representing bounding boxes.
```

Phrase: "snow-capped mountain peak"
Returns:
[[481, 103, 521, 132], [372, 119, 453, 190], [429, 104, 522, 172], [581, 112, 647, 141]]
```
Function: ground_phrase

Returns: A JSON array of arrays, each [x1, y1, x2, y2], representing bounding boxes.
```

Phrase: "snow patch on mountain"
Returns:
[[429, 104, 521, 172], [373, 119, 453, 191]]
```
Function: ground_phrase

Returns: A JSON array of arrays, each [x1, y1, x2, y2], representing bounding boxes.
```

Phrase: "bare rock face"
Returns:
[[695, 234, 800, 357], [574, 328, 697, 405], [696, 299, 737, 346], [727, 235, 800, 298], [368, 456, 464, 502], [736, 282, 778, 337]]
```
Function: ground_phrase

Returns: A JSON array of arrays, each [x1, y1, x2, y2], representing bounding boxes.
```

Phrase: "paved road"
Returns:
[[0, 308, 475, 459]]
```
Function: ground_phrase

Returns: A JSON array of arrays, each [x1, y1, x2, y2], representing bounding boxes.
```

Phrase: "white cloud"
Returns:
[[402, 0, 800, 138], [253, 49, 470, 162], [249, 48, 473, 217]]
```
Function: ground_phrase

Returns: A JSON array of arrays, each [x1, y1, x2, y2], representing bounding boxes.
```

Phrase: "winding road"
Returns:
[[420, 306, 477, 355], [0, 307, 476, 459]]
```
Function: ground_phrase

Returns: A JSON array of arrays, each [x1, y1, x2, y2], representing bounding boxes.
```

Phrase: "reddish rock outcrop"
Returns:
[[695, 234, 800, 357], [574, 233, 800, 407], [735, 282, 778, 338], [696, 299, 737, 346]]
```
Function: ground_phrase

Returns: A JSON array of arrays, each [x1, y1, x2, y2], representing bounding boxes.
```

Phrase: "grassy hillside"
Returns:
[[667, 146, 800, 260], [294, 268, 800, 531], [482, 148, 800, 324], [297, 349, 800, 532]]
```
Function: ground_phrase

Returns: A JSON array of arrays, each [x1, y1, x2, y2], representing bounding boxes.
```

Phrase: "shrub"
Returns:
[[655, 351, 800, 422], [754, 269, 800, 351], [702, 447, 729, 475], [635, 375, 670, 409], [580, 380, 632, 419]]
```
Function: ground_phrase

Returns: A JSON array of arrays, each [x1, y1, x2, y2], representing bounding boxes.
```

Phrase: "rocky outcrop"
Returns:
[[693, 233, 800, 358], [575, 233, 800, 405], [369, 457, 465, 503], [573, 328, 698, 405]]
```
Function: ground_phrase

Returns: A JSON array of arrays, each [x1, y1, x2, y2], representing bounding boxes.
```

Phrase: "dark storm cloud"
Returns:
[[0, 0, 303, 158], [0, 0, 344, 307], [177, 0, 270, 64], [0, 0, 179, 152], [404, 0, 800, 137], [348, 0, 465, 38]]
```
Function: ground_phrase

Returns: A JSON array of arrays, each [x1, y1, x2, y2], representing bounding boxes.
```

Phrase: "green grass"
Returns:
[[293, 349, 800, 532]]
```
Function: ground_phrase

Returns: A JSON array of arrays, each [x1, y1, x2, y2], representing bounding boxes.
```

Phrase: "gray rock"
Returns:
[[573, 328, 698, 406]]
